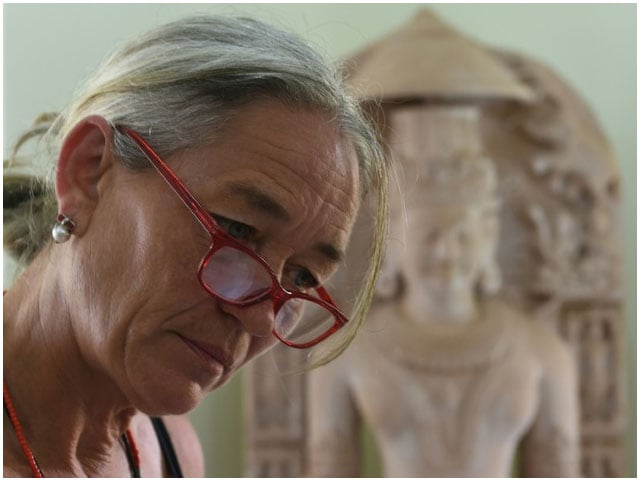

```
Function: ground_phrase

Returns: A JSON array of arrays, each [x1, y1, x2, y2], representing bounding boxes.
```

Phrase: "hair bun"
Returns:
[[3, 173, 56, 264], [4, 174, 47, 209]]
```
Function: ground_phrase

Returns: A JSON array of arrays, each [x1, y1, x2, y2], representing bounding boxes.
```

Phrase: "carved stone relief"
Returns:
[[243, 9, 626, 477], [244, 347, 308, 477], [483, 49, 627, 476]]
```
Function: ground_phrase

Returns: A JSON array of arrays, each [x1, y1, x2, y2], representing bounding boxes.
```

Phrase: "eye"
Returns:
[[284, 266, 319, 293], [424, 231, 438, 245], [212, 214, 256, 243]]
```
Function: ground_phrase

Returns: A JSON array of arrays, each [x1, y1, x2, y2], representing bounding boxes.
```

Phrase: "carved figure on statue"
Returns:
[[306, 106, 580, 477]]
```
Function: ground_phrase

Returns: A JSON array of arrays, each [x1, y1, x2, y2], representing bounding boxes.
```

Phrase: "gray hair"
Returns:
[[4, 15, 388, 363]]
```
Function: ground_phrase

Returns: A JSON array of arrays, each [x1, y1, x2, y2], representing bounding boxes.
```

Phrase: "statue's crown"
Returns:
[[405, 151, 498, 208]]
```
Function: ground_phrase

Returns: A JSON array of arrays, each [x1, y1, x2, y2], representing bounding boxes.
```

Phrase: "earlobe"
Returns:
[[55, 115, 115, 233]]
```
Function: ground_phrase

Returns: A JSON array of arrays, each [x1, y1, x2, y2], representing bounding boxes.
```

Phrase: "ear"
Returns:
[[55, 115, 115, 234]]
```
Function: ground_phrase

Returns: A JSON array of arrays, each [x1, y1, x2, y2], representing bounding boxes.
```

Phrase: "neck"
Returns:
[[3, 254, 138, 477], [402, 283, 477, 325]]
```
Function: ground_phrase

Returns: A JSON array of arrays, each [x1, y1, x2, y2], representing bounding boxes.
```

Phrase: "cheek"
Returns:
[[117, 195, 208, 295], [73, 200, 207, 354]]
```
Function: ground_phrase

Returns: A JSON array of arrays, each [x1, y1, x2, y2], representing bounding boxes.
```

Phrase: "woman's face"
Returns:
[[71, 99, 361, 415]]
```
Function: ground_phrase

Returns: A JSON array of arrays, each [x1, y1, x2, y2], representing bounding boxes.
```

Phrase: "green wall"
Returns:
[[4, 3, 636, 477]]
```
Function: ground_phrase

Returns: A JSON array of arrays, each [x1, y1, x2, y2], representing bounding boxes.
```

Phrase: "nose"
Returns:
[[431, 232, 459, 261], [219, 297, 275, 338], [591, 206, 610, 235]]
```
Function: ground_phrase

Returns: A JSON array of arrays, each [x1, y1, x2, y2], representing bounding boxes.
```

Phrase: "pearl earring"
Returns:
[[51, 214, 76, 244]]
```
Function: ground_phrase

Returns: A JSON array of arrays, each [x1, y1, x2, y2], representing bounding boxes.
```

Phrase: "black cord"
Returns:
[[151, 417, 183, 478], [120, 432, 141, 478]]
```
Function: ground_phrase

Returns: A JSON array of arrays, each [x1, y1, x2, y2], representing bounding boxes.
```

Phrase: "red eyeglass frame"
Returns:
[[116, 126, 349, 349]]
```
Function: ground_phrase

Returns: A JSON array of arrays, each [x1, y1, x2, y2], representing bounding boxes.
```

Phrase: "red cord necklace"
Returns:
[[3, 380, 141, 477]]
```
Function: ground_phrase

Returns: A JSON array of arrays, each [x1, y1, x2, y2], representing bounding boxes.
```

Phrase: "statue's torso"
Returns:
[[347, 300, 543, 477]]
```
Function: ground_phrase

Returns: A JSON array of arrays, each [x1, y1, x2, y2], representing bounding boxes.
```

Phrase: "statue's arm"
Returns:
[[305, 355, 362, 477], [520, 329, 580, 477]]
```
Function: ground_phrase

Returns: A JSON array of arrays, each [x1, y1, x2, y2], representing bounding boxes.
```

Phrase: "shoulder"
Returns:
[[159, 415, 205, 477], [488, 300, 575, 376], [511, 303, 575, 383], [3, 464, 24, 478], [525, 319, 574, 373], [4, 427, 32, 478]]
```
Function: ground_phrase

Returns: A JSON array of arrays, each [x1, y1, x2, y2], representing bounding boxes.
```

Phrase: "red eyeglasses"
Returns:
[[117, 126, 349, 349]]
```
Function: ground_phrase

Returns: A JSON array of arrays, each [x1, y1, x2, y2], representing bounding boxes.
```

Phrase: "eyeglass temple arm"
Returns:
[[315, 286, 336, 306], [315, 286, 349, 326], [117, 126, 217, 232]]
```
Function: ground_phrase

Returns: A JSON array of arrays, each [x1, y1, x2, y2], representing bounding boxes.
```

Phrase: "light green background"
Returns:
[[3, 3, 636, 477]]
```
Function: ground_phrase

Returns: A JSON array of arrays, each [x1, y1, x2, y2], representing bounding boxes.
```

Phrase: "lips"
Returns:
[[177, 334, 235, 371]]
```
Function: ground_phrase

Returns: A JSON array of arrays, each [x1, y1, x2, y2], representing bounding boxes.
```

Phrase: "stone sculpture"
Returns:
[[244, 9, 627, 477], [306, 105, 579, 477]]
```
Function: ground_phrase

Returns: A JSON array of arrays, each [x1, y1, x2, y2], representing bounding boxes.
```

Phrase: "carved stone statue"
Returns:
[[305, 105, 579, 477], [244, 9, 627, 477]]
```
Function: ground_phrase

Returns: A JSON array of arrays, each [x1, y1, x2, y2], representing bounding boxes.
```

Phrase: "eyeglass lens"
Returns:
[[200, 246, 338, 345], [201, 246, 272, 302], [275, 298, 338, 345]]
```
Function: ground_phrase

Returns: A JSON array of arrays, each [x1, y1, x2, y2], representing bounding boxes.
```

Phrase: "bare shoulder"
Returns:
[[491, 300, 575, 378], [4, 432, 30, 478], [519, 315, 576, 383], [160, 415, 205, 477], [3, 464, 23, 478]]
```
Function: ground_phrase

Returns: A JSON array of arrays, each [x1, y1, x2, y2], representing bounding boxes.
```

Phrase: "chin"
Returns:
[[121, 332, 238, 415], [422, 275, 471, 293], [130, 375, 208, 416], [125, 359, 228, 416]]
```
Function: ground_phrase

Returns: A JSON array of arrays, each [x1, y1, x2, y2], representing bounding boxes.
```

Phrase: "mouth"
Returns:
[[177, 334, 235, 371], [420, 264, 457, 276]]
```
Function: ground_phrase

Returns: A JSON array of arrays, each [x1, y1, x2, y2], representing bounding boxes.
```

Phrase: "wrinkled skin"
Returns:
[[3, 98, 361, 476]]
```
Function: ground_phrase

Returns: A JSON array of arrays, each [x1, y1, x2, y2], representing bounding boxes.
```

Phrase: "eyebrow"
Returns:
[[227, 182, 345, 264], [316, 243, 345, 264], [229, 183, 291, 221]]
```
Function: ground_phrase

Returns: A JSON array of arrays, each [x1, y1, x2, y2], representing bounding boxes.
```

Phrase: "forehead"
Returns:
[[404, 202, 492, 231], [174, 98, 361, 246], [221, 100, 356, 184]]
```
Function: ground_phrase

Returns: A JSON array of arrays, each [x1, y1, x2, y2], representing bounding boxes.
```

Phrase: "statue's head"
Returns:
[[376, 106, 502, 312], [406, 154, 501, 301]]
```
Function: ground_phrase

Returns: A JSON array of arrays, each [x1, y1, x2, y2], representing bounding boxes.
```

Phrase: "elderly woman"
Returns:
[[3, 16, 387, 477]]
